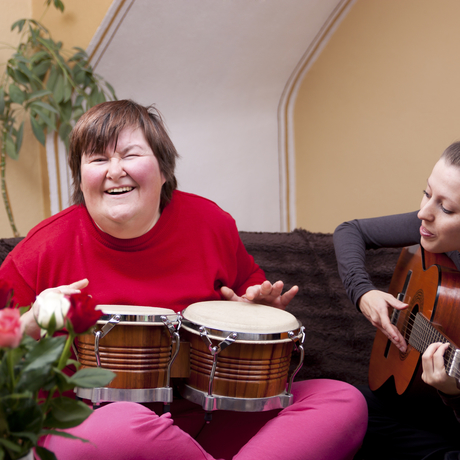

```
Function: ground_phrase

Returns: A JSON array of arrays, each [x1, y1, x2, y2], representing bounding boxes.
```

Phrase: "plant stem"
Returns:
[[57, 333, 74, 370], [6, 348, 15, 390], [0, 126, 19, 237]]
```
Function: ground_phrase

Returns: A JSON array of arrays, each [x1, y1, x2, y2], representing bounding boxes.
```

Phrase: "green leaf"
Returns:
[[45, 397, 92, 429], [5, 134, 18, 160], [16, 121, 24, 153], [11, 19, 26, 33], [18, 62, 34, 82], [40, 430, 89, 442], [46, 67, 59, 91], [8, 84, 26, 104], [6, 398, 42, 435], [53, 73, 64, 103], [15, 363, 54, 393], [59, 99, 72, 122], [58, 122, 72, 143], [72, 106, 84, 122], [27, 89, 53, 102], [31, 106, 56, 131], [54, 0, 65, 12], [62, 79, 73, 102], [32, 60, 52, 79], [12, 68, 30, 85], [30, 50, 50, 63], [35, 446, 58, 460], [105, 81, 117, 99], [0, 437, 22, 452], [22, 335, 66, 372], [72, 66, 86, 85], [69, 367, 115, 388], [31, 100, 59, 114]]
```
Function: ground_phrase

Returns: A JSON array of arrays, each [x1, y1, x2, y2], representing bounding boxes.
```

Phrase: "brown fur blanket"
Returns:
[[0, 231, 401, 386]]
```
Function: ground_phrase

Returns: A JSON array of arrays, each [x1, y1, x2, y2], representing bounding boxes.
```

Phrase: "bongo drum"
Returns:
[[179, 301, 305, 412], [75, 305, 181, 404]]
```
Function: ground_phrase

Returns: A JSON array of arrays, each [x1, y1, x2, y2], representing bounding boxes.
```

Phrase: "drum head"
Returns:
[[96, 305, 177, 325], [181, 301, 301, 341]]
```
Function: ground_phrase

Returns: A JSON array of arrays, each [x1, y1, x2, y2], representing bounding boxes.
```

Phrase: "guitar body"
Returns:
[[368, 245, 460, 395]]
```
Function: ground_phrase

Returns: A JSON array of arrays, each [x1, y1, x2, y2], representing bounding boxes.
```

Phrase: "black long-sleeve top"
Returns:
[[333, 211, 460, 422]]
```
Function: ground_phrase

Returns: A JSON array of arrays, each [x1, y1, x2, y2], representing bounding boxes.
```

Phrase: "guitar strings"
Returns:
[[395, 309, 460, 380]]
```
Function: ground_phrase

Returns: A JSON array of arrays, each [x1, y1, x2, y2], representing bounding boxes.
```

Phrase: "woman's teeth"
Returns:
[[107, 187, 134, 194]]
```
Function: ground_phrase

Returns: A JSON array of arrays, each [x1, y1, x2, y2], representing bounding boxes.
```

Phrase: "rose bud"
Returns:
[[0, 308, 22, 348], [34, 291, 71, 332]]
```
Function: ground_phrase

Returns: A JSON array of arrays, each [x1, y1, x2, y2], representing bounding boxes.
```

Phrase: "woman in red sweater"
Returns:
[[2, 100, 367, 460]]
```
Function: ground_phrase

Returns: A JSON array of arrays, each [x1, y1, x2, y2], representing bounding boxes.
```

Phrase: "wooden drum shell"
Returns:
[[181, 327, 294, 399], [77, 323, 172, 389]]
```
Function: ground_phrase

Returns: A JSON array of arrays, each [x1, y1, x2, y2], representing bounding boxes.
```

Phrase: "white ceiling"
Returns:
[[88, 0, 350, 231]]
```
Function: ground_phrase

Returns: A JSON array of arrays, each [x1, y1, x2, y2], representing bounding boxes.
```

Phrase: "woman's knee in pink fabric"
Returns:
[[290, 379, 368, 429], [41, 402, 213, 460]]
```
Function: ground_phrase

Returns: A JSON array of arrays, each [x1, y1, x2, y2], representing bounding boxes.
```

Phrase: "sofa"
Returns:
[[0, 230, 401, 387]]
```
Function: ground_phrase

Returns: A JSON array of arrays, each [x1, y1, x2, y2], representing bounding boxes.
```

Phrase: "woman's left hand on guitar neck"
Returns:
[[421, 342, 460, 396]]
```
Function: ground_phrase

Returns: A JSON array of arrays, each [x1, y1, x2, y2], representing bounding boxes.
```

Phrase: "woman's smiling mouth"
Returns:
[[105, 187, 134, 195]]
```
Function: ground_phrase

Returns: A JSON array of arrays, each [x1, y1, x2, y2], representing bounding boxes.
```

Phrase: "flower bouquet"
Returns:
[[0, 281, 115, 460]]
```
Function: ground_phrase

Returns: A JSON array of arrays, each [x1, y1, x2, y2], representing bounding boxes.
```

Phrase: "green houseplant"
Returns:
[[0, 279, 115, 460], [0, 0, 116, 237]]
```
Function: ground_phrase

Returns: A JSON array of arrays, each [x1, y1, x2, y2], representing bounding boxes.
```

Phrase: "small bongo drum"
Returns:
[[179, 301, 305, 412], [75, 305, 181, 404]]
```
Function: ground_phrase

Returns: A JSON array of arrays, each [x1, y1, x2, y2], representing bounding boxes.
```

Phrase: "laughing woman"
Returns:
[[334, 142, 460, 460], [0, 100, 367, 460]]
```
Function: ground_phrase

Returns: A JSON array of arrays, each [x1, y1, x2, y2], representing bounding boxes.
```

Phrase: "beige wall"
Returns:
[[0, 0, 112, 238], [294, 0, 460, 233], [4, 0, 460, 236]]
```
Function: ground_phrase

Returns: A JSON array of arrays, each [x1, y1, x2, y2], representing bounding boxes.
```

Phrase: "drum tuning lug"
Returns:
[[215, 333, 237, 353], [161, 316, 178, 336]]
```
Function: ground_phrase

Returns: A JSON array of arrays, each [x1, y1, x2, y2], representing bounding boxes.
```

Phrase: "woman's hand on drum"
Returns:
[[21, 279, 89, 339], [221, 280, 298, 310], [421, 342, 460, 395], [358, 289, 408, 352]]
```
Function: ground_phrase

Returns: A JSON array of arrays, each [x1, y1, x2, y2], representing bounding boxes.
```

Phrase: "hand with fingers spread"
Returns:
[[21, 279, 89, 339], [221, 280, 298, 310], [421, 342, 460, 395], [358, 289, 408, 352]]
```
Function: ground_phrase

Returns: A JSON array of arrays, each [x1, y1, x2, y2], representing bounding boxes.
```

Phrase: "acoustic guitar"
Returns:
[[368, 244, 460, 395]]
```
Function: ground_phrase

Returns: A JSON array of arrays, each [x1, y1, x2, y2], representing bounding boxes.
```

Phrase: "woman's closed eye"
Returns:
[[424, 190, 454, 214]]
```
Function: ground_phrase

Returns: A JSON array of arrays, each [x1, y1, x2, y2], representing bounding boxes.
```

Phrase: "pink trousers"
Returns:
[[42, 379, 367, 460]]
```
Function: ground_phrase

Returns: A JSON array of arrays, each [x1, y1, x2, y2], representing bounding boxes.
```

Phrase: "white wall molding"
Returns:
[[278, 0, 356, 231]]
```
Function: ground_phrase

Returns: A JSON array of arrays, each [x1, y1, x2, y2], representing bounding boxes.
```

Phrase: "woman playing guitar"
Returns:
[[334, 142, 460, 460]]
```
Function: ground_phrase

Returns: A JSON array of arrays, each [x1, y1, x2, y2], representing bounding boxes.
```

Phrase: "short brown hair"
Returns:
[[441, 141, 460, 168], [69, 100, 178, 210]]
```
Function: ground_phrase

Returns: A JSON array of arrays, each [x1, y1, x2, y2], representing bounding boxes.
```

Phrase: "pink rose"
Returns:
[[0, 308, 22, 348], [0, 279, 15, 309], [66, 293, 102, 334]]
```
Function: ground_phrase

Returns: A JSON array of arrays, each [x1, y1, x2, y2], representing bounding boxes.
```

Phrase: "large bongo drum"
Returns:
[[75, 305, 180, 404], [179, 301, 305, 412]]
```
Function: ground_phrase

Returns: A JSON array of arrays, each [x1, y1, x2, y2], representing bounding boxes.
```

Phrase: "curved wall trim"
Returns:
[[278, 0, 356, 231], [87, 0, 135, 69]]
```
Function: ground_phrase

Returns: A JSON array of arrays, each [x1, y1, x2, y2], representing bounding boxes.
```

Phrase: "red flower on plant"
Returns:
[[0, 279, 15, 309], [66, 293, 102, 334], [0, 308, 22, 348]]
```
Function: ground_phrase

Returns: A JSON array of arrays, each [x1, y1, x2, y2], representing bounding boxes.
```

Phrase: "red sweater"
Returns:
[[1, 191, 265, 311]]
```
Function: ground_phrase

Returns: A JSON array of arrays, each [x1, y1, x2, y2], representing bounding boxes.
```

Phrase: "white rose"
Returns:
[[34, 291, 71, 332]]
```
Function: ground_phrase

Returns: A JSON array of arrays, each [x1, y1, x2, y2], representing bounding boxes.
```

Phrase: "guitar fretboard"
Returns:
[[408, 312, 460, 380]]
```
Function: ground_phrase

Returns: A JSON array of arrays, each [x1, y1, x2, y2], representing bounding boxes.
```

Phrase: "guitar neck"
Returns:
[[409, 312, 460, 380]]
